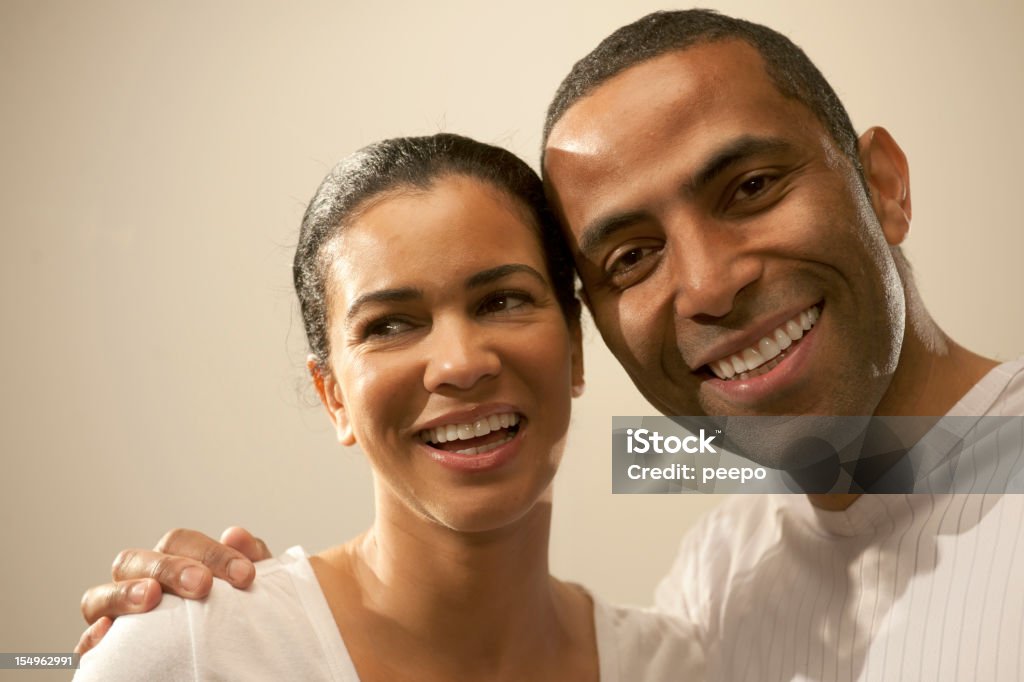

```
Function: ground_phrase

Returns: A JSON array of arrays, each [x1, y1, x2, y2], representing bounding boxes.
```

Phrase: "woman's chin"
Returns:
[[426, 487, 555, 536]]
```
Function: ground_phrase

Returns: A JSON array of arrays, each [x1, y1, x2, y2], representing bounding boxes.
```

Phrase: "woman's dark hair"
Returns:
[[295, 133, 578, 370]]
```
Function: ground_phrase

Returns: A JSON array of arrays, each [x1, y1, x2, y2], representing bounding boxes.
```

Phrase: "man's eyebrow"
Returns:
[[689, 136, 794, 192], [465, 263, 548, 289], [577, 212, 648, 259], [345, 287, 421, 323], [576, 136, 794, 258]]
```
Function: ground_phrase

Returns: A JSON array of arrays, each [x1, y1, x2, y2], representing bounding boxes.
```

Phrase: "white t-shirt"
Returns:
[[77, 546, 703, 681], [655, 359, 1024, 681]]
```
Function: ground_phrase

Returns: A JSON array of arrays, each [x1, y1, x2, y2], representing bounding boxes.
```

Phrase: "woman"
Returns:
[[75, 134, 698, 680]]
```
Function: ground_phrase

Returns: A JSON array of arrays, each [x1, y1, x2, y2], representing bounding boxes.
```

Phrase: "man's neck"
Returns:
[[808, 291, 998, 511], [875, 283, 998, 418], [808, 493, 861, 511]]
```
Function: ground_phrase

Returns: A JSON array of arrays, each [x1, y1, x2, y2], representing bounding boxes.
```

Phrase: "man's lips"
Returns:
[[691, 303, 822, 379]]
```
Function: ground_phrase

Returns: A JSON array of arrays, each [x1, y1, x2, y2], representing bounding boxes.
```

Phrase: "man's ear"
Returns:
[[307, 355, 356, 446], [858, 126, 912, 246], [569, 317, 585, 398]]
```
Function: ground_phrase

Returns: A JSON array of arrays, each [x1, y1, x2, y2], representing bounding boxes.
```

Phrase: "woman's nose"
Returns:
[[422, 320, 502, 392]]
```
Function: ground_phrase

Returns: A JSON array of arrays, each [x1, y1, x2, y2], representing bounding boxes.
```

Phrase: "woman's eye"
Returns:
[[365, 318, 412, 338], [478, 291, 531, 315]]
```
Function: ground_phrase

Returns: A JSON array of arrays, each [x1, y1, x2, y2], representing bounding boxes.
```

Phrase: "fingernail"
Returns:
[[228, 559, 252, 585], [180, 566, 203, 593], [129, 581, 149, 605]]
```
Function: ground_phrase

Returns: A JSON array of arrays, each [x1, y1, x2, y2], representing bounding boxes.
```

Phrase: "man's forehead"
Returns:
[[545, 40, 774, 154]]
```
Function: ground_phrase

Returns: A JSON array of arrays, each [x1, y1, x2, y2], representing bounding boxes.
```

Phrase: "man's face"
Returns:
[[544, 40, 907, 417]]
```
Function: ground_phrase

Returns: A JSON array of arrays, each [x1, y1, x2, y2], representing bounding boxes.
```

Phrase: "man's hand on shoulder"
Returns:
[[75, 527, 271, 654]]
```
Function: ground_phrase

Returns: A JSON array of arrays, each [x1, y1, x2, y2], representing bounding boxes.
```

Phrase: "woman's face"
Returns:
[[314, 175, 583, 533]]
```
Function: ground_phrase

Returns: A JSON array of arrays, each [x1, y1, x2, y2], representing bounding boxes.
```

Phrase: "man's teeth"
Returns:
[[709, 306, 820, 380], [419, 413, 520, 445]]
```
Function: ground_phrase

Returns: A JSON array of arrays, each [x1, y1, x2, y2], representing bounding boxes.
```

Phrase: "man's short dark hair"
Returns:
[[543, 9, 864, 181]]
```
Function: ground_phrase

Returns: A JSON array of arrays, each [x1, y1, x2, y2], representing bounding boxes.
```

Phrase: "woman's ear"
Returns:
[[569, 318, 585, 398], [858, 126, 912, 246], [307, 355, 356, 446]]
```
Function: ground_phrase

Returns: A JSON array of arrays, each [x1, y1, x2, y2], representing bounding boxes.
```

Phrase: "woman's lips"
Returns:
[[420, 419, 525, 473]]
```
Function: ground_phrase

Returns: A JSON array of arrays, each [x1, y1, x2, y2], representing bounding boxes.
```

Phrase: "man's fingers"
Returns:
[[78, 528, 260, 628], [219, 526, 272, 563], [74, 616, 112, 655], [111, 548, 216, 597], [153, 528, 256, 588], [80, 579, 160, 625]]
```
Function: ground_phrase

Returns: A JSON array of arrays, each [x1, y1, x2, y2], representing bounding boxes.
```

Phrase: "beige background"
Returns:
[[1, 0, 1022, 676]]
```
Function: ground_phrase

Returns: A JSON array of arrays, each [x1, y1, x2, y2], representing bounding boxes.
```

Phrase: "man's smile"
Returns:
[[705, 303, 821, 381]]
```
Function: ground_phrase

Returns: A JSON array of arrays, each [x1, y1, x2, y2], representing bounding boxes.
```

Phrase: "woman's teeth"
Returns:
[[447, 433, 515, 456], [708, 305, 820, 381], [419, 413, 520, 447]]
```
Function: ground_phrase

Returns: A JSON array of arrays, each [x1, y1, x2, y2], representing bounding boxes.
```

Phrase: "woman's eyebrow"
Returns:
[[344, 265, 546, 322], [465, 264, 548, 289], [345, 287, 421, 323]]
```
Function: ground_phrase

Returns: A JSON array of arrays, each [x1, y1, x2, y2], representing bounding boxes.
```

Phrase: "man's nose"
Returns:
[[666, 222, 762, 320], [423, 318, 502, 392]]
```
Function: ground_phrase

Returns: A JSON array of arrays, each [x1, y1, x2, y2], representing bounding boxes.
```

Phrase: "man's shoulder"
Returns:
[[989, 356, 1024, 415], [685, 494, 795, 550], [653, 495, 798, 620], [594, 597, 706, 679], [953, 356, 1024, 416]]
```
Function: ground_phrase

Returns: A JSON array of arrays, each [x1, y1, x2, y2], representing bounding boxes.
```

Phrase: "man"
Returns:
[[77, 10, 1024, 680]]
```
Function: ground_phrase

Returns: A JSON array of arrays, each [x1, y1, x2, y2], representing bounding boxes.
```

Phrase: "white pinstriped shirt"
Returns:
[[656, 359, 1024, 681]]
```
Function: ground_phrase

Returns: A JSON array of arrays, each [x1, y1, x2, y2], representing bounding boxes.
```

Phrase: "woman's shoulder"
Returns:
[[74, 587, 195, 681], [76, 546, 353, 681], [592, 595, 706, 681]]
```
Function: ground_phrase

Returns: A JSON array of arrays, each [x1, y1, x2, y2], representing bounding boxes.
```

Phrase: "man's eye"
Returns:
[[365, 318, 413, 338], [601, 243, 661, 290], [608, 245, 658, 275], [613, 248, 646, 270], [478, 291, 532, 315], [734, 174, 775, 201]]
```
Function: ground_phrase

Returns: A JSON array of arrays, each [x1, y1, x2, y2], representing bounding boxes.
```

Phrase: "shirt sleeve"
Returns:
[[73, 596, 196, 682]]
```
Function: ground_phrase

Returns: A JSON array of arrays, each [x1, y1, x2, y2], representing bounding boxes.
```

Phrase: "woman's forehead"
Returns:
[[326, 176, 549, 298]]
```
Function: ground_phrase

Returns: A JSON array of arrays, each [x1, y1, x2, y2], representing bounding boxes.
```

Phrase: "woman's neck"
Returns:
[[313, 484, 596, 681]]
